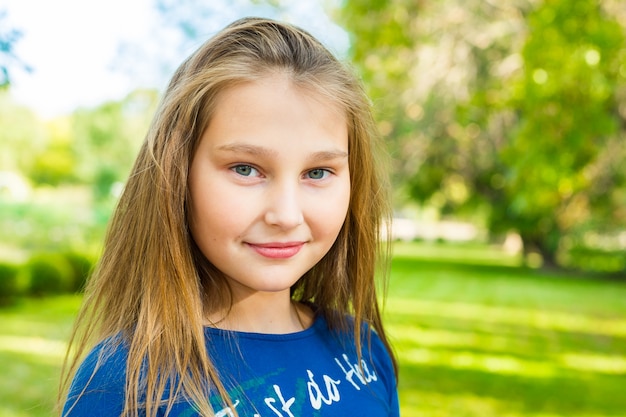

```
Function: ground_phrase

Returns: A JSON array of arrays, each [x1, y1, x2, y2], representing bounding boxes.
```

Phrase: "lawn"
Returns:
[[0, 241, 625, 416], [389, 241, 626, 417], [0, 295, 82, 417]]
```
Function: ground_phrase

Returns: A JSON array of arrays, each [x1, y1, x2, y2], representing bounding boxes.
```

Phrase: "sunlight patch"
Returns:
[[560, 352, 626, 374], [397, 390, 562, 417], [0, 335, 67, 359], [386, 298, 626, 337], [401, 347, 556, 378]]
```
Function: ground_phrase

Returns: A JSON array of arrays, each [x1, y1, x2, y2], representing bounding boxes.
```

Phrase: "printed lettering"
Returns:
[[360, 359, 378, 383], [306, 369, 341, 410], [215, 400, 240, 417], [264, 385, 296, 417], [335, 354, 378, 390]]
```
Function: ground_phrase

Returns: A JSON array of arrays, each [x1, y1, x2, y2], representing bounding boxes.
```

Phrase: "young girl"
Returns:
[[60, 17, 399, 417]]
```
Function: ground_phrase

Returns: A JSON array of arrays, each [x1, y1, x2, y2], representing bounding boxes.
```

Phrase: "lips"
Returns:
[[246, 242, 305, 259]]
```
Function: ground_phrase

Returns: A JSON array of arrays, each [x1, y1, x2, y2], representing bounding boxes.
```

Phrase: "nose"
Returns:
[[264, 179, 304, 229]]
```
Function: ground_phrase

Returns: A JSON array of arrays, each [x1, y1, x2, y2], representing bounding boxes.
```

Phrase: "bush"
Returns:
[[565, 246, 626, 275], [0, 262, 19, 304], [24, 253, 74, 296], [62, 252, 93, 292]]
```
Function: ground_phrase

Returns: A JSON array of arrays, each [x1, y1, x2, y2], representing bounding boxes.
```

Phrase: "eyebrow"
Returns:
[[216, 143, 349, 162], [216, 143, 278, 157]]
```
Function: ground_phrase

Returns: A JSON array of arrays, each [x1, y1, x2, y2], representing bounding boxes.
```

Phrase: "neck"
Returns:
[[206, 291, 312, 334]]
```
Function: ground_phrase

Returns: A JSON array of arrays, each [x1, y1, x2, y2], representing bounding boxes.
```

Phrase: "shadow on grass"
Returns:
[[391, 254, 626, 281], [392, 240, 626, 278], [388, 256, 626, 314]]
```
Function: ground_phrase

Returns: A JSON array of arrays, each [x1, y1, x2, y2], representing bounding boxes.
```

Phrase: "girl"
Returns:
[[60, 17, 399, 417]]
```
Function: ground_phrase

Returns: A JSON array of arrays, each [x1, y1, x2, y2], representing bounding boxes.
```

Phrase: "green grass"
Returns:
[[388, 241, 626, 417], [0, 295, 82, 417], [1, 241, 625, 416]]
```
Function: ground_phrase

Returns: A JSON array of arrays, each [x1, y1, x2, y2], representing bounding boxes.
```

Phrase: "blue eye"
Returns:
[[307, 169, 329, 180], [232, 165, 259, 177]]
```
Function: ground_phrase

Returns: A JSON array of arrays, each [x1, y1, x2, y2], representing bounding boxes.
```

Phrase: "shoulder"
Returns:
[[315, 312, 400, 414], [316, 312, 397, 384], [317, 310, 391, 358], [62, 336, 129, 416], [359, 320, 397, 387], [359, 320, 400, 415]]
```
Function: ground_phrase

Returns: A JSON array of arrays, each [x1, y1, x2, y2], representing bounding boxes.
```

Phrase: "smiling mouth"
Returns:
[[246, 242, 305, 259]]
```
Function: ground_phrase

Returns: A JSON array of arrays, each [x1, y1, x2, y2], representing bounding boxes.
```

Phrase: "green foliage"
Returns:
[[71, 89, 158, 201], [340, 0, 626, 270], [0, 102, 78, 188], [0, 249, 93, 299], [28, 145, 76, 186], [62, 252, 93, 292], [1, 89, 158, 270], [24, 253, 74, 296], [565, 246, 626, 274], [493, 0, 626, 262], [0, 262, 19, 304], [0, 192, 101, 254], [0, 92, 47, 173]]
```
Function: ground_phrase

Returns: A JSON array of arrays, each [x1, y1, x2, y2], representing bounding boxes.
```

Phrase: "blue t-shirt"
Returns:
[[63, 314, 399, 416]]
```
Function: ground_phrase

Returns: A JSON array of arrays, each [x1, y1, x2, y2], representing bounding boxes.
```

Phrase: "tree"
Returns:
[[27, 117, 77, 186], [0, 92, 46, 173], [340, 0, 626, 270], [71, 89, 159, 201], [485, 0, 626, 265], [0, 9, 29, 88], [340, 0, 530, 202]]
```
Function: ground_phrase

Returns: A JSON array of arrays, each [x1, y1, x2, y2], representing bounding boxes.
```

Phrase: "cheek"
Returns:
[[189, 181, 247, 241], [310, 183, 351, 237]]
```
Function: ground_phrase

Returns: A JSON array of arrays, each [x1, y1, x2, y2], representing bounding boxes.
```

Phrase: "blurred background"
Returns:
[[0, 0, 625, 416]]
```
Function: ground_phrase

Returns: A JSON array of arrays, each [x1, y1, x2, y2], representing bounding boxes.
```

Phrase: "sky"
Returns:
[[3, 0, 349, 119]]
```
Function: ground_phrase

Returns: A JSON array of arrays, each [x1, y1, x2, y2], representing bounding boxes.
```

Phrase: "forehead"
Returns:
[[200, 74, 348, 150], [218, 72, 345, 115]]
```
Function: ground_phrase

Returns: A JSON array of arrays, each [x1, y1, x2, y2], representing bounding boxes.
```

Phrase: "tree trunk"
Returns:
[[520, 234, 559, 269]]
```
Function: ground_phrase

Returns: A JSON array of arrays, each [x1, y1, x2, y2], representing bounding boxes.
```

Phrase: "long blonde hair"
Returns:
[[59, 17, 396, 417]]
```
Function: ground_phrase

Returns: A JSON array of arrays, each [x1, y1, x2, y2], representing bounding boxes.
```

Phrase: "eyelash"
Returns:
[[229, 164, 332, 180]]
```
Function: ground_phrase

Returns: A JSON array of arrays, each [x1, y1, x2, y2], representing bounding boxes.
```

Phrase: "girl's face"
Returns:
[[188, 74, 350, 303]]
